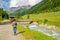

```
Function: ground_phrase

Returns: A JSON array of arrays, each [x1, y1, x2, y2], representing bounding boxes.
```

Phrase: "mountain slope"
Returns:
[[8, 5, 31, 17], [25, 0, 60, 14]]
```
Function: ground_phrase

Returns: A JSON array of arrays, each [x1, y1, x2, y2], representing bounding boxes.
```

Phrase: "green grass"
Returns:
[[0, 16, 2, 23], [22, 12, 60, 27], [17, 24, 57, 40]]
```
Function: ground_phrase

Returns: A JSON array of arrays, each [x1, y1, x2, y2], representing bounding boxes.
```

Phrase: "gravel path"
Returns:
[[0, 24, 25, 40]]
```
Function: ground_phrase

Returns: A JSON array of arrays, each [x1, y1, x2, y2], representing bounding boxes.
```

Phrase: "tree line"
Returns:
[[0, 8, 9, 20]]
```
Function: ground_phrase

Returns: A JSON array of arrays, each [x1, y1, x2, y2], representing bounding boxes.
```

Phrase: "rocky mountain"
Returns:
[[7, 5, 31, 14], [8, 5, 31, 17]]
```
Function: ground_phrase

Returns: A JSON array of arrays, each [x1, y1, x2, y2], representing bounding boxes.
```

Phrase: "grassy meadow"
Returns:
[[17, 24, 57, 40], [22, 11, 60, 27]]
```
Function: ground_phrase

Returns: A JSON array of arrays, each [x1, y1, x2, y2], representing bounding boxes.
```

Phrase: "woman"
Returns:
[[12, 19, 17, 35]]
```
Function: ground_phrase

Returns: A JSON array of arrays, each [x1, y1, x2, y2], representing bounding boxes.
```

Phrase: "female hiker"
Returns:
[[12, 19, 17, 35]]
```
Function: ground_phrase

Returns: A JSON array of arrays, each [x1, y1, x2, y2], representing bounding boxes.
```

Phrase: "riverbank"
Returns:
[[29, 21, 60, 33], [39, 24, 60, 33], [17, 24, 57, 40]]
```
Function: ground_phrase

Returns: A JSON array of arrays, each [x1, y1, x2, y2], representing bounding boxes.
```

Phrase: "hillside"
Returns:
[[21, 0, 60, 27], [26, 0, 60, 14]]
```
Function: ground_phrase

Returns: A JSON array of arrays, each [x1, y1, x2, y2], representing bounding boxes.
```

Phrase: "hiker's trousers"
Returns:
[[13, 27, 16, 34]]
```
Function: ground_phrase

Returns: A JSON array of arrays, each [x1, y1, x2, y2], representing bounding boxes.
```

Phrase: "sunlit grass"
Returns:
[[17, 24, 57, 40], [22, 12, 60, 27]]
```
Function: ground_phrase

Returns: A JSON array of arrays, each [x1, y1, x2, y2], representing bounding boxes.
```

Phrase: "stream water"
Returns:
[[18, 22, 60, 40]]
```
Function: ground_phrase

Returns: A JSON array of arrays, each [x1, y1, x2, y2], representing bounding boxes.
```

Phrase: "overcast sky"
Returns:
[[0, 0, 42, 10]]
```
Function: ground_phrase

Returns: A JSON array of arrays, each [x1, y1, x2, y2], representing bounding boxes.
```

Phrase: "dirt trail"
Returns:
[[0, 24, 25, 40]]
